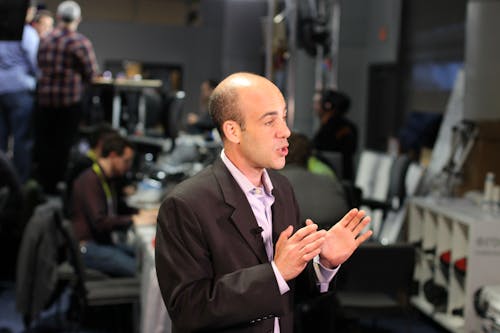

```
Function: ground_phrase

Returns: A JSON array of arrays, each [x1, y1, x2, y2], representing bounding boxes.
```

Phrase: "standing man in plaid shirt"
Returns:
[[34, 0, 98, 194]]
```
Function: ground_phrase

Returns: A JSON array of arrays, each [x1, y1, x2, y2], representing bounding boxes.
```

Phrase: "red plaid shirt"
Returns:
[[37, 27, 98, 107]]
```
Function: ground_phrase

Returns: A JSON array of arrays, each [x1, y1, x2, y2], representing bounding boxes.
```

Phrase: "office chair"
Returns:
[[355, 151, 413, 240], [162, 93, 185, 151], [55, 213, 141, 332], [333, 242, 416, 331], [16, 201, 70, 328], [16, 201, 140, 332], [315, 150, 344, 179]]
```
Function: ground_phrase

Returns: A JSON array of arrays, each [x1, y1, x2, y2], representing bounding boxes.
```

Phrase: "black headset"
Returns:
[[320, 89, 350, 113]]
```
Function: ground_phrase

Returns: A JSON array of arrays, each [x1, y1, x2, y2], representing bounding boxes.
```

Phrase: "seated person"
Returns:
[[64, 123, 118, 217], [71, 135, 156, 277], [312, 89, 358, 181], [279, 132, 350, 229], [185, 79, 219, 135]]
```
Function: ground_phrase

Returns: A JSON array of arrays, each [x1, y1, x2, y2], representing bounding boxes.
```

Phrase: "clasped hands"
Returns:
[[274, 208, 372, 281]]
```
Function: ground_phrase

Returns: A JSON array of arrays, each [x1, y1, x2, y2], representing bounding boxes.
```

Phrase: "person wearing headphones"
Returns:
[[312, 89, 358, 181]]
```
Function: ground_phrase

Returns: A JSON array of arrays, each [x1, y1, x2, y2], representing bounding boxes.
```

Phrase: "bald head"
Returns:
[[208, 72, 282, 140]]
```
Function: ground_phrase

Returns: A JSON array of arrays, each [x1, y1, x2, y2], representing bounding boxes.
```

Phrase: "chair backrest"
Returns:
[[315, 150, 344, 179], [405, 162, 425, 197], [54, 213, 89, 305], [387, 154, 412, 208], [355, 150, 394, 202], [165, 94, 185, 142], [15, 201, 68, 326]]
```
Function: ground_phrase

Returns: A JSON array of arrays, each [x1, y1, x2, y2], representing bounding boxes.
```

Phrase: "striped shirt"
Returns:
[[37, 27, 98, 107]]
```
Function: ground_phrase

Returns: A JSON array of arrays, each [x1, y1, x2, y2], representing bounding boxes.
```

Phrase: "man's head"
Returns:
[[319, 89, 351, 117], [286, 132, 312, 168], [209, 72, 290, 174], [56, 0, 81, 27], [100, 135, 135, 177], [200, 79, 219, 106], [32, 9, 54, 37], [88, 123, 118, 154]]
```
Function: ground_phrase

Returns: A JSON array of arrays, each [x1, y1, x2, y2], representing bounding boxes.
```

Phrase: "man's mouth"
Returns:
[[278, 146, 288, 156]]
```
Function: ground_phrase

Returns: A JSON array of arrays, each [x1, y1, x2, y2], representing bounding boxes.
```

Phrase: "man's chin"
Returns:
[[269, 160, 286, 170]]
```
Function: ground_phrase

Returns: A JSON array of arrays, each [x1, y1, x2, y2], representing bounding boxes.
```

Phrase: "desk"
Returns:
[[135, 224, 171, 333], [92, 78, 163, 132]]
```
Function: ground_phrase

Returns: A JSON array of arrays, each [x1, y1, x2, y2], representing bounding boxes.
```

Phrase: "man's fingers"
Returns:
[[339, 208, 359, 227], [290, 223, 318, 241], [302, 230, 326, 248], [302, 248, 322, 262], [276, 225, 294, 246], [356, 229, 373, 245], [343, 209, 368, 231], [301, 232, 325, 253], [353, 216, 371, 235]]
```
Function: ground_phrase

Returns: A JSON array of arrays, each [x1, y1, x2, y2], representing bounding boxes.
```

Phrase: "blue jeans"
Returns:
[[0, 90, 34, 183], [80, 241, 137, 277]]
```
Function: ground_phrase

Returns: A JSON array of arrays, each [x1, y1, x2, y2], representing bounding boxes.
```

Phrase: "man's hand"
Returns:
[[132, 208, 159, 226], [187, 112, 199, 125], [274, 221, 326, 281], [319, 208, 372, 268]]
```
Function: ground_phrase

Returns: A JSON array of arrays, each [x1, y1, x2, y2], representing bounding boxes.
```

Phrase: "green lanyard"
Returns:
[[92, 162, 113, 214], [86, 149, 98, 163]]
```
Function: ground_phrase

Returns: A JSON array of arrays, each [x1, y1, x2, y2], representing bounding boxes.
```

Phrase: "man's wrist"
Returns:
[[318, 255, 338, 270]]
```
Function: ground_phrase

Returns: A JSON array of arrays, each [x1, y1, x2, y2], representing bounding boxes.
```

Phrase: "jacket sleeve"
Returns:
[[155, 195, 286, 332]]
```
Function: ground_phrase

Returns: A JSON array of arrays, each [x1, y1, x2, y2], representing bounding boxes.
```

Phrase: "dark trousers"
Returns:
[[80, 241, 137, 277], [33, 103, 82, 194]]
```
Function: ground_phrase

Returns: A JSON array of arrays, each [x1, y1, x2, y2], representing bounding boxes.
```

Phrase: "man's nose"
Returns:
[[278, 118, 291, 138]]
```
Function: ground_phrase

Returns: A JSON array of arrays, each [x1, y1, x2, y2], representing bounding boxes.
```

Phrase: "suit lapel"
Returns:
[[212, 158, 269, 263], [269, 173, 289, 245]]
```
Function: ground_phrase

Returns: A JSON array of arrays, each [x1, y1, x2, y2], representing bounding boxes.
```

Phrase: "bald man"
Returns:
[[155, 72, 372, 333]]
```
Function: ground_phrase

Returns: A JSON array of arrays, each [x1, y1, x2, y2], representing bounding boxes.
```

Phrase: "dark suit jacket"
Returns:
[[155, 157, 320, 333]]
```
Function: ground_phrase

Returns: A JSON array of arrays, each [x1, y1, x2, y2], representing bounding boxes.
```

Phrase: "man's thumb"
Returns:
[[277, 225, 293, 246]]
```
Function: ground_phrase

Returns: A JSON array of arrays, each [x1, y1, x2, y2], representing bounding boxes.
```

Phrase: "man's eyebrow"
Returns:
[[258, 111, 279, 120], [258, 107, 287, 120]]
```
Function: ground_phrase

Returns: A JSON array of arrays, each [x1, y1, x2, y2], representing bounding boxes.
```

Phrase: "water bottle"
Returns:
[[482, 172, 496, 213]]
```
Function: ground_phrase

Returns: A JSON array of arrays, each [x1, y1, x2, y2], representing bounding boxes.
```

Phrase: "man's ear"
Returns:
[[222, 120, 241, 144]]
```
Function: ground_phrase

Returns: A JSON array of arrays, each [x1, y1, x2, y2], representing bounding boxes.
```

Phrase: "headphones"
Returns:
[[320, 90, 351, 114]]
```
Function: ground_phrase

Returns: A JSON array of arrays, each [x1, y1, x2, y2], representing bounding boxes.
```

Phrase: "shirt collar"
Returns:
[[220, 150, 274, 195]]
